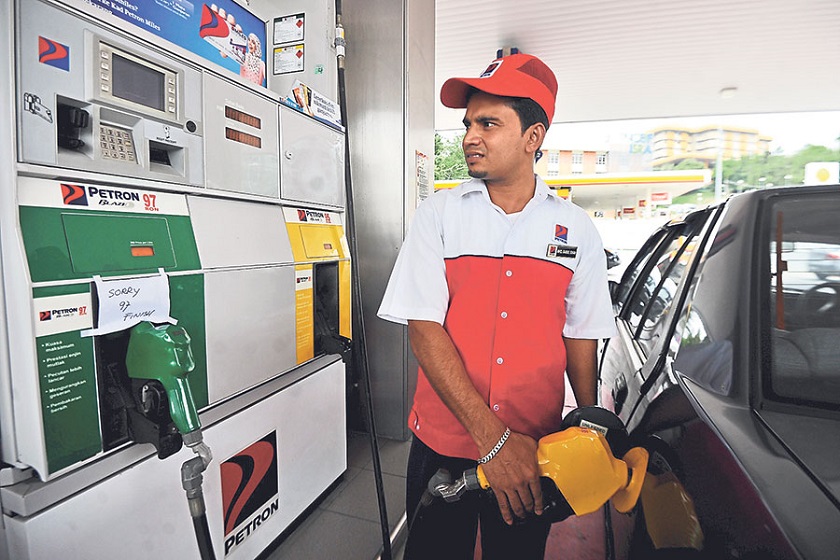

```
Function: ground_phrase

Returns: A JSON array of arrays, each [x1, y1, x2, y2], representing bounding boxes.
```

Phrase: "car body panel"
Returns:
[[599, 185, 840, 559]]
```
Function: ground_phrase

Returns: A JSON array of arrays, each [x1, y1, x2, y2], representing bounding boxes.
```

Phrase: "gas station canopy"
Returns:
[[435, 169, 712, 214]]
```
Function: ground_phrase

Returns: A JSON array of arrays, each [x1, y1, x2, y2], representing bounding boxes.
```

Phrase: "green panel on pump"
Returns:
[[32, 284, 100, 474], [20, 207, 201, 282], [63, 214, 177, 273]]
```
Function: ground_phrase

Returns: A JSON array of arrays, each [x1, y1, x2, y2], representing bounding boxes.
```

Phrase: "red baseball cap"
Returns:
[[440, 53, 558, 124]]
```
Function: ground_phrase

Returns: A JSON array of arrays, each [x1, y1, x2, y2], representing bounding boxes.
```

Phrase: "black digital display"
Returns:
[[111, 53, 166, 112]]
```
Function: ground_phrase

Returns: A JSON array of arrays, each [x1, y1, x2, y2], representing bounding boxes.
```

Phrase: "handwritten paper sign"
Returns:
[[82, 269, 176, 337]]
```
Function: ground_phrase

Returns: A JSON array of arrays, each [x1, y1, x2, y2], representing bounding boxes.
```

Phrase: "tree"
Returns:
[[675, 143, 840, 203], [674, 159, 707, 170], [435, 133, 469, 181]]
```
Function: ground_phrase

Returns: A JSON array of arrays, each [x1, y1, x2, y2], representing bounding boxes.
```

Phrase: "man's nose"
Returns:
[[463, 128, 480, 146]]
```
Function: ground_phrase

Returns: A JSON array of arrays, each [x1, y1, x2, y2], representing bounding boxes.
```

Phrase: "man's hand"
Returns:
[[480, 430, 543, 525]]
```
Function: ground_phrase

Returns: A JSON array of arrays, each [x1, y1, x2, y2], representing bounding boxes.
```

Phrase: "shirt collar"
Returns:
[[459, 175, 551, 202]]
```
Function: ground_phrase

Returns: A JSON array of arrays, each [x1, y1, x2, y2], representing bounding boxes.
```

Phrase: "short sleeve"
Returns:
[[377, 196, 451, 325]]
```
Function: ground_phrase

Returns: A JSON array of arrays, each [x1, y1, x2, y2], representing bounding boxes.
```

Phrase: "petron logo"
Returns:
[[298, 210, 331, 224], [61, 184, 88, 206], [221, 432, 279, 556], [554, 224, 569, 243], [199, 4, 229, 39], [480, 60, 502, 78], [38, 36, 70, 72], [62, 184, 142, 207], [38, 306, 87, 320]]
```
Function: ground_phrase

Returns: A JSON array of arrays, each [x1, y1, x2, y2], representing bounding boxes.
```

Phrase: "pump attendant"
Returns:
[[378, 53, 616, 559]]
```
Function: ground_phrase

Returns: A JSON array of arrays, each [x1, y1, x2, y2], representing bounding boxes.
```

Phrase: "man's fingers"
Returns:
[[495, 491, 515, 525], [517, 487, 535, 515], [508, 492, 527, 520], [530, 478, 544, 515]]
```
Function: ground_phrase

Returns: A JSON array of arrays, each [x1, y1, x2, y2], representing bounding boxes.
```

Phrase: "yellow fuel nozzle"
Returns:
[[472, 426, 648, 518], [536, 427, 648, 515]]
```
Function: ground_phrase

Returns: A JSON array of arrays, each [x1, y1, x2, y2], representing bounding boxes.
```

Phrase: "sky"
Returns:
[[542, 111, 840, 155]]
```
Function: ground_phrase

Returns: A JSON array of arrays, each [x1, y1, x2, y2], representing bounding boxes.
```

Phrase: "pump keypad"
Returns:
[[99, 125, 137, 163]]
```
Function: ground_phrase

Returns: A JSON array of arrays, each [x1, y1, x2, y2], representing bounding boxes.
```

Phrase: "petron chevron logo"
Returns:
[[554, 224, 569, 243], [38, 36, 70, 71], [221, 432, 279, 556], [61, 184, 88, 206], [199, 3, 229, 38]]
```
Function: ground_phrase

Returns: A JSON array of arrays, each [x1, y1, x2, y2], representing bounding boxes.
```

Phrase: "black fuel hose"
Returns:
[[193, 513, 216, 560], [604, 502, 615, 560], [334, 2, 393, 559]]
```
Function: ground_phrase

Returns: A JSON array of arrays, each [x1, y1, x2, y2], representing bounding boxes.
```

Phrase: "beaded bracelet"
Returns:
[[477, 427, 511, 464]]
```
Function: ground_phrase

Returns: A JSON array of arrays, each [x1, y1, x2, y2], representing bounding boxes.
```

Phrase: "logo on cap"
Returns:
[[480, 60, 503, 78]]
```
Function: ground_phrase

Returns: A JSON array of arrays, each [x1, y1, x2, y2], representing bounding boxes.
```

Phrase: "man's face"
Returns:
[[461, 91, 528, 184]]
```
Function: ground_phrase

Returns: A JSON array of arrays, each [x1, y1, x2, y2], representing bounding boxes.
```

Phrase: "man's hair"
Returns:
[[465, 88, 549, 133], [504, 96, 549, 133]]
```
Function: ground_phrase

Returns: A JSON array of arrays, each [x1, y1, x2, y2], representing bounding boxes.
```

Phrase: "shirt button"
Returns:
[[500, 311, 508, 319], [493, 404, 500, 411], [505, 270, 513, 277], [496, 357, 504, 365]]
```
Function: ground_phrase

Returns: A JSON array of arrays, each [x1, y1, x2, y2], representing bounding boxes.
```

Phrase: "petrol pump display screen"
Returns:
[[111, 53, 166, 112]]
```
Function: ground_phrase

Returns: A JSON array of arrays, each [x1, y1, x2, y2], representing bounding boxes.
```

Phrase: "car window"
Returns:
[[625, 215, 705, 356], [614, 228, 668, 311], [636, 232, 704, 354], [768, 192, 840, 408]]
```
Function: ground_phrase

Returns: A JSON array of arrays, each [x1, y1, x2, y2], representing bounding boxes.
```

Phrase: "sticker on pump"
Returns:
[[282, 207, 341, 225], [221, 431, 279, 556], [17, 176, 189, 215], [34, 292, 93, 338]]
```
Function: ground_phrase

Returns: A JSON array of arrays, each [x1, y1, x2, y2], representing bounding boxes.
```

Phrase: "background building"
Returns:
[[651, 125, 773, 167]]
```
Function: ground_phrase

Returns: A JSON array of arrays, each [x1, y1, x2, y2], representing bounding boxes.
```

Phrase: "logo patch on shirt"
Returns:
[[554, 224, 569, 243], [547, 244, 578, 258]]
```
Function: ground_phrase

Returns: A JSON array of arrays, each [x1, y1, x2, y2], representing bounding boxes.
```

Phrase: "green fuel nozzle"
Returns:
[[126, 321, 201, 436], [126, 322, 216, 559]]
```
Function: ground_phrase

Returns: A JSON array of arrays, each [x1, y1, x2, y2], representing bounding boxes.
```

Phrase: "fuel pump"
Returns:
[[125, 322, 216, 560], [3, 0, 350, 556]]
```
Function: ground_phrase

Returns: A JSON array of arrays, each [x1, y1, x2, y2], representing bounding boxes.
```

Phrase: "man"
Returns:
[[378, 53, 616, 559]]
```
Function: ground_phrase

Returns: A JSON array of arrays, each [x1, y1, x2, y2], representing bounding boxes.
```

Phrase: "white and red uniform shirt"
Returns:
[[378, 177, 616, 459]]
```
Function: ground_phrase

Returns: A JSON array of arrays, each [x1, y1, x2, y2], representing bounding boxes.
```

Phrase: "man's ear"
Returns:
[[525, 123, 547, 154]]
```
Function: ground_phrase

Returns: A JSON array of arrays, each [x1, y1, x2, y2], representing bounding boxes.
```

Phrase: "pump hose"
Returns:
[[193, 513, 216, 560], [182, 437, 216, 560], [335, 2, 393, 559]]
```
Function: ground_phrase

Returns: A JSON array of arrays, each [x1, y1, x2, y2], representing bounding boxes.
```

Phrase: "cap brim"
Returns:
[[440, 65, 557, 123]]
